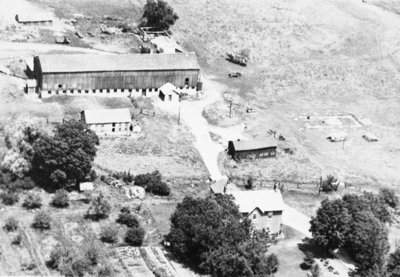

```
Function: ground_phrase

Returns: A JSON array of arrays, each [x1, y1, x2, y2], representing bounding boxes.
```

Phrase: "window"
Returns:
[[185, 78, 189, 86], [112, 128, 115, 132], [253, 214, 257, 219], [112, 123, 116, 127], [168, 95, 172, 101], [58, 84, 63, 89], [268, 212, 273, 218], [85, 90, 89, 94]]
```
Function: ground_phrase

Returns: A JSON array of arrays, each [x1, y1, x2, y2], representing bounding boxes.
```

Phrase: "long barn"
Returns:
[[33, 53, 201, 98]]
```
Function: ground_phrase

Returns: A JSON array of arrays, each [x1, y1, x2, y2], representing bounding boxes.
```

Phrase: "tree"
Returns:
[[379, 188, 399, 210], [51, 189, 69, 208], [86, 194, 111, 221], [3, 217, 19, 232], [31, 120, 98, 190], [125, 227, 145, 246], [345, 211, 390, 274], [22, 192, 42, 209], [100, 224, 119, 243], [310, 264, 321, 277], [116, 212, 139, 228], [32, 210, 52, 230], [387, 247, 400, 277], [166, 195, 275, 276], [134, 171, 170, 196], [142, 0, 179, 30], [310, 199, 351, 250]]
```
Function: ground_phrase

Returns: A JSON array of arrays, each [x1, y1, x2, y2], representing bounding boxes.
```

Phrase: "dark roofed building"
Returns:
[[33, 53, 201, 98], [16, 13, 53, 25], [228, 138, 277, 160]]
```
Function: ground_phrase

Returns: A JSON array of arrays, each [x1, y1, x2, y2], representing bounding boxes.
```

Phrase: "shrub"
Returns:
[[379, 188, 399, 209], [3, 217, 18, 232], [320, 175, 337, 193], [147, 181, 170, 196], [300, 252, 314, 270], [85, 242, 102, 266], [264, 253, 279, 274], [32, 210, 51, 230], [98, 263, 114, 277], [125, 227, 145, 246], [71, 257, 90, 277], [0, 191, 19, 205], [245, 177, 254, 190], [86, 193, 111, 220], [100, 225, 119, 243], [22, 192, 42, 209], [100, 175, 106, 182], [134, 171, 170, 196], [12, 233, 22, 245], [120, 206, 131, 214], [89, 170, 97, 182], [51, 189, 69, 208], [117, 213, 139, 228]]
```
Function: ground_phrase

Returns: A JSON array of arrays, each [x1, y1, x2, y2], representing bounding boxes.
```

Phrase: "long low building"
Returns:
[[228, 137, 277, 160], [33, 53, 201, 98], [81, 108, 132, 136]]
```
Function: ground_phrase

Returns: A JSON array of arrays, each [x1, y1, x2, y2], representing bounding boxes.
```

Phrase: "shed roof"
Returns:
[[38, 52, 200, 73], [151, 36, 183, 53], [159, 82, 178, 95], [229, 190, 285, 213], [79, 182, 94, 191], [210, 176, 229, 194], [82, 108, 131, 124], [231, 137, 277, 152]]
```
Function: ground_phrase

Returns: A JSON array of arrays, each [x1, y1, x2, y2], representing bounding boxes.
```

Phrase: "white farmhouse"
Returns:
[[81, 108, 132, 136]]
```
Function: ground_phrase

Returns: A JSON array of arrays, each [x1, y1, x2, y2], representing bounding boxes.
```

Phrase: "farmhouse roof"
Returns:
[[38, 53, 200, 73], [232, 137, 277, 152], [82, 108, 131, 124], [230, 190, 285, 213]]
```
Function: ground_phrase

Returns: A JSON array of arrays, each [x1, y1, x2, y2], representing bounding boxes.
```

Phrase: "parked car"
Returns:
[[228, 72, 242, 78]]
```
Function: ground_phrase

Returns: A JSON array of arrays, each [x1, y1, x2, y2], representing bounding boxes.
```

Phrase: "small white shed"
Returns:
[[79, 182, 94, 191], [159, 82, 180, 102]]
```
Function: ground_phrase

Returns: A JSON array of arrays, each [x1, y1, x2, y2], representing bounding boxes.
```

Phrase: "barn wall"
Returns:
[[234, 147, 277, 160], [87, 122, 131, 136], [40, 69, 200, 91]]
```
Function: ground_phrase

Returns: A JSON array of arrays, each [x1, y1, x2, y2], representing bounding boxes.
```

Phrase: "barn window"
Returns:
[[112, 123, 116, 127], [185, 78, 189, 86], [85, 90, 89, 93], [58, 84, 63, 89], [48, 91, 51, 94]]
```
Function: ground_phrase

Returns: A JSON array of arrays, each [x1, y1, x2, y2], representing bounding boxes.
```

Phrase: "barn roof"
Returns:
[[38, 53, 200, 73], [229, 190, 285, 214], [231, 137, 277, 152], [82, 108, 131, 124]]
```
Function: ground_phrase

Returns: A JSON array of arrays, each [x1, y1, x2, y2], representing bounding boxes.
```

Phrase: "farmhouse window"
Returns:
[[268, 212, 273, 218], [112, 123, 116, 127], [253, 214, 257, 219]]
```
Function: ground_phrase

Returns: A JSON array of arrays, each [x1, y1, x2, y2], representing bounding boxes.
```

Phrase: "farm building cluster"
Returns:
[[27, 52, 202, 99]]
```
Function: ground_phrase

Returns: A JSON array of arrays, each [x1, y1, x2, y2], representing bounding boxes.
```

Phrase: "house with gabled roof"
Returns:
[[229, 189, 284, 235], [81, 108, 132, 136]]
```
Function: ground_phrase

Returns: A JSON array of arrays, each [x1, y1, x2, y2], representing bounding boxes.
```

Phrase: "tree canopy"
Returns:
[[31, 120, 99, 190], [142, 0, 179, 30], [166, 195, 277, 277], [310, 192, 394, 275]]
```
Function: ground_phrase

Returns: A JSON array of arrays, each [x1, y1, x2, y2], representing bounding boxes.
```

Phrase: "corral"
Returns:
[[32, 53, 201, 98]]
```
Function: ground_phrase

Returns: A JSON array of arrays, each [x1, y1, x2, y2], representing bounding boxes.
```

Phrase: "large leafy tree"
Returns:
[[387, 247, 400, 277], [345, 211, 390, 275], [166, 195, 276, 277], [31, 120, 99, 189], [310, 199, 351, 250], [142, 0, 179, 30]]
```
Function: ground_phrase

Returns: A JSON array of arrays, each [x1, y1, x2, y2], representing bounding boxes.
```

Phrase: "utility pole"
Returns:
[[229, 100, 232, 118], [178, 106, 181, 125]]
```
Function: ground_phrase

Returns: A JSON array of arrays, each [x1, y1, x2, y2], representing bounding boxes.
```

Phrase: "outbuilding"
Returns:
[[81, 108, 132, 136], [33, 53, 201, 98], [158, 82, 180, 102], [15, 13, 53, 25], [228, 137, 277, 160], [229, 189, 284, 235]]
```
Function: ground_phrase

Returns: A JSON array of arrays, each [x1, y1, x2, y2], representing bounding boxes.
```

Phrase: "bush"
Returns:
[[12, 233, 22, 245], [120, 206, 131, 214], [86, 193, 111, 221], [300, 252, 314, 270], [32, 210, 51, 230], [71, 257, 90, 277], [264, 254, 279, 274], [85, 242, 103, 266], [0, 191, 19, 205], [22, 192, 42, 209], [379, 188, 399, 209], [125, 227, 145, 246], [134, 171, 170, 196], [51, 189, 69, 208], [100, 225, 119, 243], [117, 213, 139, 228], [3, 217, 18, 232], [142, 0, 179, 30]]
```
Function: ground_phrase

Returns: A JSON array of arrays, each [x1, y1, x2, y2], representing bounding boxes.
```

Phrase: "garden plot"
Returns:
[[140, 247, 177, 277], [116, 247, 154, 277]]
